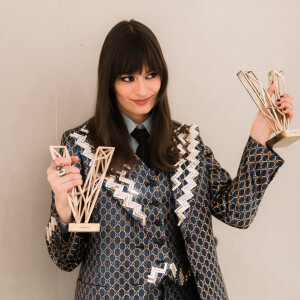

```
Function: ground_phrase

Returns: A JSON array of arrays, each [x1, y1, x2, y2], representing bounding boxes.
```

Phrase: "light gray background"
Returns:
[[1, 0, 299, 299]]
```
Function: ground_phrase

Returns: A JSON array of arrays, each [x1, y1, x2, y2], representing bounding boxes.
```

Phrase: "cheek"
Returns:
[[114, 83, 130, 100], [153, 78, 162, 94]]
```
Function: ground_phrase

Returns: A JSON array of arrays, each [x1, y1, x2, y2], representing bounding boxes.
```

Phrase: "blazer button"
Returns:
[[149, 180, 156, 187], [155, 259, 165, 264], [186, 236, 192, 244], [154, 219, 162, 226], [152, 200, 160, 207], [214, 236, 218, 247], [157, 238, 165, 245], [132, 280, 142, 286], [196, 272, 204, 281]]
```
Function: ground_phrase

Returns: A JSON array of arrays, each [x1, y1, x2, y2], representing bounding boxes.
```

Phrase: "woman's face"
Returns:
[[114, 65, 161, 124]]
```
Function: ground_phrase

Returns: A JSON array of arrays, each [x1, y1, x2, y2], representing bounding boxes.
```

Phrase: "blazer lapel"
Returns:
[[70, 125, 146, 227], [70, 125, 95, 180], [104, 167, 147, 227], [170, 124, 200, 227]]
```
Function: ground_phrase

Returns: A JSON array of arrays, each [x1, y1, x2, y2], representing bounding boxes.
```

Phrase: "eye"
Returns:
[[119, 72, 158, 82], [120, 75, 135, 82], [146, 72, 158, 79]]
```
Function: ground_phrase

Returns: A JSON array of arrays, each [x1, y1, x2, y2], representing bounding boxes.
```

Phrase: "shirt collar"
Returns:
[[121, 112, 153, 135]]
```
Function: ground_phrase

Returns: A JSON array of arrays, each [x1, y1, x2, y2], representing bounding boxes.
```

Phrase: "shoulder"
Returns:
[[61, 121, 90, 142], [172, 120, 201, 141], [172, 120, 211, 157], [60, 121, 92, 156]]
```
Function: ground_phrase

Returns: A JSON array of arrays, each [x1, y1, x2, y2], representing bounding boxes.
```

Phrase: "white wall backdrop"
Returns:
[[0, 0, 299, 299]]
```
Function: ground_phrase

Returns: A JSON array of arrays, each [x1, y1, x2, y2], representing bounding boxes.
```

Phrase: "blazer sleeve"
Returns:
[[200, 134, 284, 229], [45, 130, 88, 271]]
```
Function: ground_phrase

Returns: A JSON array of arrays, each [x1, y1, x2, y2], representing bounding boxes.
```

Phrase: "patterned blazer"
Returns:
[[46, 122, 284, 300]]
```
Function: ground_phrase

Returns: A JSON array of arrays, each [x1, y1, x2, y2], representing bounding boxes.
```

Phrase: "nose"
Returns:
[[134, 77, 147, 97]]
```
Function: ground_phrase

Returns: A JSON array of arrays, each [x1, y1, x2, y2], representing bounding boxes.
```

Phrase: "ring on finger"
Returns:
[[57, 168, 66, 176], [56, 163, 66, 176], [56, 163, 65, 170]]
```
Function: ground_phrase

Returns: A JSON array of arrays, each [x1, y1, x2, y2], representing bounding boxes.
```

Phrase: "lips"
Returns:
[[132, 96, 152, 105]]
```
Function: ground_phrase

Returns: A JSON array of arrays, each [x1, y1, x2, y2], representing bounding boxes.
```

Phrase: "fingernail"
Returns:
[[278, 104, 281, 107], [280, 95, 283, 98], [283, 108, 286, 111], [276, 99, 280, 102]]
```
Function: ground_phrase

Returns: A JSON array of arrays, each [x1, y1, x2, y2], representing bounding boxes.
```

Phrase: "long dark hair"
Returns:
[[86, 19, 181, 173]]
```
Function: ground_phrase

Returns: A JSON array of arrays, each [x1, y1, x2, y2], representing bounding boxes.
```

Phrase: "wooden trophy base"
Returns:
[[267, 129, 300, 148], [68, 223, 100, 232]]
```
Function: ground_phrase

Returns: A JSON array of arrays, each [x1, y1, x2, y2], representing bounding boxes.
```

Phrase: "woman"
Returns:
[[46, 19, 293, 299]]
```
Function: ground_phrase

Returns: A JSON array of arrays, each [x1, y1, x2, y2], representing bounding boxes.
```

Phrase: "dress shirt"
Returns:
[[121, 112, 152, 152]]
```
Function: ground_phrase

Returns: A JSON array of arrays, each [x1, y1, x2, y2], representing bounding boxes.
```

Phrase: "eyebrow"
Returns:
[[120, 69, 155, 76]]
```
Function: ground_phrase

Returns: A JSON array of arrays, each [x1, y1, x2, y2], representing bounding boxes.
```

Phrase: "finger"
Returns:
[[63, 165, 81, 174], [279, 96, 293, 105], [279, 93, 293, 100], [277, 102, 293, 112], [282, 107, 293, 114], [51, 176, 83, 192], [65, 178, 83, 190], [53, 157, 72, 167], [282, 93, 293, 101], [63, 179, 84, 192], [47, 166, 55, 175], [277, 98, 293, 106], [47, 164, 81, 179], [283, 109, 294, 122], [57, 173, 83, 184], [277, 100, 294, 108], [277, 102, 293, 111], [267, 80, 277, 97], [279, 104, 294, 122], [48, 172, 82, 186], [70, 156, 80, 166], [282, 107, 293, 117]]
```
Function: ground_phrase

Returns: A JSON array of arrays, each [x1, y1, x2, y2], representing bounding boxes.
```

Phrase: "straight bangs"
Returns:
[[110, 34, 165, 84]]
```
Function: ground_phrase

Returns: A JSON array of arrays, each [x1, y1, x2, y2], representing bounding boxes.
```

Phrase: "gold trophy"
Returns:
[[50, 146, 114, 232], [237, 70, 300, 148]]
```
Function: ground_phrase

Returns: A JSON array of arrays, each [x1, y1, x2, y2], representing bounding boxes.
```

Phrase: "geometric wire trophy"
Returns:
[[237, 70, 300, 148], [49, 146, 114, 232]]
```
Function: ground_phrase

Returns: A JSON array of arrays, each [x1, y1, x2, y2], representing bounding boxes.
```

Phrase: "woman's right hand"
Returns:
[[47, 156, 83, 223]]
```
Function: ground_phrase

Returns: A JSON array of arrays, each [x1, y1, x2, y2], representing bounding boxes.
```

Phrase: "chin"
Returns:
[[138, 105, 154, 116]]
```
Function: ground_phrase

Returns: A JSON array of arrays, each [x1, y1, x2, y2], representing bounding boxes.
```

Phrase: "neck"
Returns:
[[125, 113, 149, 124]]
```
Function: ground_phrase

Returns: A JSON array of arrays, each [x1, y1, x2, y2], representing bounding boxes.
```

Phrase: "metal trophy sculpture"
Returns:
[[237, 70, 300, 148], [50, 145, 114, 232]]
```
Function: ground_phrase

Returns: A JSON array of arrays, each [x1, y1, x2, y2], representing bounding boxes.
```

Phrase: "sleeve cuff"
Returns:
[[248, 135, 285, 163], [247, 135, 284, 184], [58, 218, 69, 238]]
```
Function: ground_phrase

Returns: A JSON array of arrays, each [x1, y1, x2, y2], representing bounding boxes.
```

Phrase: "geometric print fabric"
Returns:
[[46, 122, 284, 299]]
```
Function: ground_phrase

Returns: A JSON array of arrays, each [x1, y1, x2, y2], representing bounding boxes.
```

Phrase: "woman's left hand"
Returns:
[[250, 81, 294, 146]]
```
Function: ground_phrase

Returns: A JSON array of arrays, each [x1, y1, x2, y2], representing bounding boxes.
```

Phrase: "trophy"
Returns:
[[237, 70, 300, 148], [50, 145, 114, 232]]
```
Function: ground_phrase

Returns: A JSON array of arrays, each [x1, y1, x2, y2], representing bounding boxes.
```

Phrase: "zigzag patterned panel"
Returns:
[[105, 171, 147, 226], [147, 263, 168, 284], [46, 216, 57, 242], [70, 132, 95, 165], [173, 124, 200, 225]]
